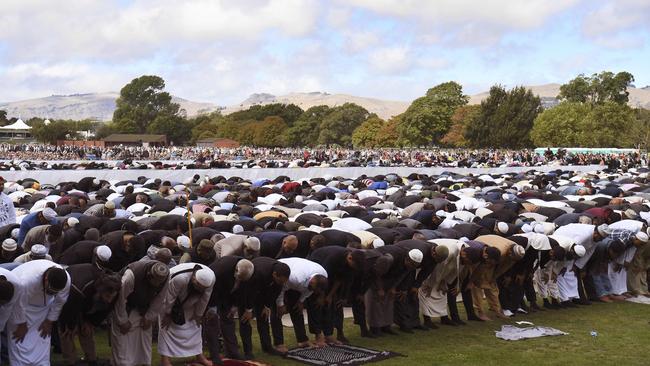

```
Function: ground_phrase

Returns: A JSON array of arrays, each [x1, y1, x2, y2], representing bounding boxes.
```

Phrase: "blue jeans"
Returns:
[[592, 272, 612, 297]]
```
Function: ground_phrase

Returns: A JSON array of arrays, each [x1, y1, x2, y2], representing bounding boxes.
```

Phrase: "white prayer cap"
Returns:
[[521, 224, 533, 233], [408, 249, 423, 264], [573, 245, 586, 258], [93, 178, 100, 185], [512, 245, 525, 259], [195, 267, 215, 287], [235, 259, 255, 281], [232, 224, 244, 234], [104, 201, 116, 210], [95, 245, 112, 261], [372, 238, 385, 248], [597, 224, 610, 237], [30, 244, 48, 256], [295, 195, 304, 203], [459, 237, 470, 243], [11, 228, 19, 239], [436, 210, 447, 218], [177, 235, 191, 249], [497, 222, 509, 234], [635, 231, 649, 243], [244, 237, 261, 251], [41, 208, 57, 221], [67, 217, 79, 228], [2, 238, 17, 251]]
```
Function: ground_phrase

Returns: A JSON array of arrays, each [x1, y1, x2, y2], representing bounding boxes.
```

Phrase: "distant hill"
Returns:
[[2, 83, 648, 122], [224, 91, 409, 120], [0, 93, 220, 121]]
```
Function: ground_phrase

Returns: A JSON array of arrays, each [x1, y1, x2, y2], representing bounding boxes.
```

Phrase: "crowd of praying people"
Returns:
[[1, 144, 646, 171], [0, 166, 649, 365]]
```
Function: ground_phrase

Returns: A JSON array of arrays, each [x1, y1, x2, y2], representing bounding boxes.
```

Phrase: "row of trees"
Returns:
[[3, 71, 648, 148]]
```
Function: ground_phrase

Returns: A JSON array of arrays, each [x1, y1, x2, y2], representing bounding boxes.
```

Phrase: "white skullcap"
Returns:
[[41, 208, 57, 221], [497, 222, 509, 234], [459, 237, 470, 243], [244, 237, 261, 251], [11, 228, 20, 239], [573, 245, 586, 257], [232, 224, 244, 234], [372, 238, 385, 248], [2, 238, 17, 251], [436, 210, 447, 218], [521, 224, 533, 233], [67, 217, 79, 228], [93, 178, 100, 185], [295, 195, 304, 203], [235, 259, 255, 281], [95, 245, 112, 261], [635, 231, 649, 243], [512, 245, 526, 258], [177, 235, 191, 249], [597, 224, 610, 237], [195, 267, 215, 287], [408, 249, 423, 263], [371, 218, 380, 223], [30, 244, 48, 256], [104, 201, 116, 210]]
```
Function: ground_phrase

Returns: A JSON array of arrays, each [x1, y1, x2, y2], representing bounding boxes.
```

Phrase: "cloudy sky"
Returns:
[[1, 0, 649, 105]]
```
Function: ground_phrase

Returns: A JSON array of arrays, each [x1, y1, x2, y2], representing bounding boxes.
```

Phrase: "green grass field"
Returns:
[[54, 301, 650, 366]]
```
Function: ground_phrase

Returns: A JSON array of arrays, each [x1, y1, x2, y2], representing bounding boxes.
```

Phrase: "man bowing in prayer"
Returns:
[[7, 259, 70, 365], [111, 260, 170, 366], [158, 263, 215, 366], [0, 266, 22, 355]]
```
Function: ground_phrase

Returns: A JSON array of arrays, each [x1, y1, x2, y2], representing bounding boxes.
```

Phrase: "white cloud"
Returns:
[[582, 0, 650, 48], [368, 46, 411, 73]]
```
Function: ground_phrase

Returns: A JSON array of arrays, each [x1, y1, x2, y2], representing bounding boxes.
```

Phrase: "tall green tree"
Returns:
[[558, 71, 635, 105], [465, 85, 541, 148], [398, 81, 468, 146], [351, 116, 386, 148], [113, 75, 184, 134], [228, 103, 303, 126], [318, 103, 370, 146], [252, 116, 288, 147], [631, 108, 650, 149], [0, 110, 9, 126], [285, 105, 331, 146], [531, 102, 592, 147]]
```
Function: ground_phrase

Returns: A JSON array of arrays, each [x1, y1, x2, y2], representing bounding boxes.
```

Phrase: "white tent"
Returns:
[[0, 119, 32, 130]]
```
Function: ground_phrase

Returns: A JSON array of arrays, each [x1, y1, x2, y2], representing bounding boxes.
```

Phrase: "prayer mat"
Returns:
[[495, 325, 568, 341], [625, 295, 650, 305], [284, 344, 403, 366]]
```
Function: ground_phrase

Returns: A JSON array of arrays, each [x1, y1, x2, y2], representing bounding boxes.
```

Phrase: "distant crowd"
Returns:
[[0, 143, 646, 170]]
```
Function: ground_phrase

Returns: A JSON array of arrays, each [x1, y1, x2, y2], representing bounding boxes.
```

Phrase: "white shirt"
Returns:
[[277, 258, 327, 306], [0, 267, 22, 330], [10, 259, 71, 324], [0, 192, 16, 227]]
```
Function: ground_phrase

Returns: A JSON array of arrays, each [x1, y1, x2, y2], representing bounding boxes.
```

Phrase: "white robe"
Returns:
[[7, 260, 70, 366], [111, 268, 165, 366], [157, 263, 213, 358], [0, 268, 22, 353], [419, 239, 462, 317]]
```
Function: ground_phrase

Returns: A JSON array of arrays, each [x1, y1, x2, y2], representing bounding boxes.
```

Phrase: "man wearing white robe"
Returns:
[[554, 224, 602, 303], [6, 259, 70, 366], [158, 263, 215, 366], [418, 239, 463, 326], [549, 233, 587, 304], [0, 267, 22, 354]]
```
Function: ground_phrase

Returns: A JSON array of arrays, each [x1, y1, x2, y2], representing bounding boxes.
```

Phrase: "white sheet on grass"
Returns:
[[495, 325, 568, 341]]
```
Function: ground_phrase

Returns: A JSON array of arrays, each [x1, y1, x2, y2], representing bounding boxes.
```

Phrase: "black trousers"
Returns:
[[447, 277, 476, 320], [270, 290, 309, 345], [305, 295, 334, 336], [498, 276, 525, 312], [523, 274, 537, 305], [203, 305, 242, 360], [394, 292, 420, 328], [238, 303, 281, 354]]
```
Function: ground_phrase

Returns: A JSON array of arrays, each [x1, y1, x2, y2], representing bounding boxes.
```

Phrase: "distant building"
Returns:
[[540, 97, 559, 109], [196, 137, 240, 148], [0, 119, 33, 140], [103, 134, 167, 147]]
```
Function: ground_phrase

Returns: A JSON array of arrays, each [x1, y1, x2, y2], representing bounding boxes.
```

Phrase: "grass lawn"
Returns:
[[53, 301, 650, 366]]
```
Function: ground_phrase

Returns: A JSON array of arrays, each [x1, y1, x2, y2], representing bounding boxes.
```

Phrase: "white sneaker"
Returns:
[[516, 308, 528, 314], [503, 310, 514, 317]]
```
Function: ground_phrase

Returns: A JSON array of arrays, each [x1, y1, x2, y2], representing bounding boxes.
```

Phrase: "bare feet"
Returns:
[[297, 341, 312, 348], [599, 295, 613, 303], [325, 335, 342, 345], [160, 356, 173, 366], [315, 334, 327, 348], [196, 354, 213, 366], [275, 345, 289, 354], [610, 295, 626, 301], [478, 314, 492, 321]]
